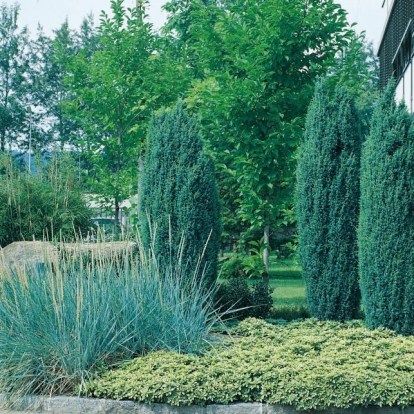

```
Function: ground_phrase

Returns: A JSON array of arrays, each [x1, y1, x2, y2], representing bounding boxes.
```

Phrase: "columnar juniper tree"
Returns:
[[359, 82, 414, 335], [297, 82, 361, 320], [139, 104, 220, 287]]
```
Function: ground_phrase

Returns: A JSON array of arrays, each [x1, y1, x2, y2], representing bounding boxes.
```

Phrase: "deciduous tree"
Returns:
[[179, 0, 351, 277]]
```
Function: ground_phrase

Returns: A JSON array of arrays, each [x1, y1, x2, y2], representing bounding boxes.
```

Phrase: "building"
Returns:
[[378, 0, 414, 112]]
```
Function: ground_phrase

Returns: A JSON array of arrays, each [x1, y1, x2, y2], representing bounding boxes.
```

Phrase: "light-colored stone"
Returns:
[[40, 397, 207, 414], [206, 403, 262, 414], [2, 398, 414, 414], [0, 241, 137, 274], [0, 241, 58, 271], [264, 405, 299, 414], [127, 403, 206, 414], [43, 396, 95, 413]]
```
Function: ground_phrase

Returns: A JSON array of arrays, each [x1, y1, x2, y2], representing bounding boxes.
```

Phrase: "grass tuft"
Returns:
[[0, 237, 220, 405]]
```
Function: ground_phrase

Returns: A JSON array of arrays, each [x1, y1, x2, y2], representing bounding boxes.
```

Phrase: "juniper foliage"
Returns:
[[139, 104, 220, 286], [297, 82, 361, 320], [359, 81, 414, 334]]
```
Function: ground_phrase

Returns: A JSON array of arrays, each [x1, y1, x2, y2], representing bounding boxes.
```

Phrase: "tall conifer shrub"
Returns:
[[359, 82, 414, 334], [139, 104, 220, 286], [297, 82, 361, 320]]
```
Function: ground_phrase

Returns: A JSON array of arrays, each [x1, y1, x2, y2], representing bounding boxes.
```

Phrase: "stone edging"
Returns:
[[1, 396, 414, 414]]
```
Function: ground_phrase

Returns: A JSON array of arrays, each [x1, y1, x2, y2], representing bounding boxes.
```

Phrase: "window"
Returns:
[[392, 20, 413, 82]]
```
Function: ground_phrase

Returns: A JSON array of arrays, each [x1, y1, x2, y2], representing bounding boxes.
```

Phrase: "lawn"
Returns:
[[268, 257, 306, 307]]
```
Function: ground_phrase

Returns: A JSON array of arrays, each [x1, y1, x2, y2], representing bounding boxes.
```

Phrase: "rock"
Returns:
[[0, 241, 137, 273], [0, 241, 57, 271]]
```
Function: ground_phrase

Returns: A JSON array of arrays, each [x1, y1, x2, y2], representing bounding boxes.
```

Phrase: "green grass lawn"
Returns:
[[268, 257, 306, 307], [220, 253, 307, 308]]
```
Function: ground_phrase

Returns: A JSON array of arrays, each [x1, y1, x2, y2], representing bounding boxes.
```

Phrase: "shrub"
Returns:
[[215, 278, 273, 320], [139, 104, 220, 287], [219, 256, 245, 279], [0, 154, 93, 247], [86, 318, 414, 409], [250, 281, 274, 319], [359, 81, 414, 335], [215, 277, 253, 320], [297, 82, 361, 321], [267, 304, 310, 321], [0, 237, 220, 403], [219, 254, 264, 279]]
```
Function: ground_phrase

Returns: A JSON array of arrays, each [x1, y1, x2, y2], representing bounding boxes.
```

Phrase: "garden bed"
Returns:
[[85, 318, 414, 410]]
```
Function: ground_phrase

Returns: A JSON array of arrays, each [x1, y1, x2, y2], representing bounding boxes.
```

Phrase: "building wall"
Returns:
[[378, 0, 414, 112]]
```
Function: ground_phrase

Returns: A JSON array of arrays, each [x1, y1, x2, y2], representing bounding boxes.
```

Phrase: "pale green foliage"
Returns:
[[87, 318, 414, 408]]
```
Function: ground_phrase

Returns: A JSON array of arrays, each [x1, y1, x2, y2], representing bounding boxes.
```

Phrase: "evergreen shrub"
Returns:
[[86, 318, 414, 409], [297, 82, 361, 320], [139, 104, 220, 286], [215, 278, 273, 320], [359, 81, 414, 334]]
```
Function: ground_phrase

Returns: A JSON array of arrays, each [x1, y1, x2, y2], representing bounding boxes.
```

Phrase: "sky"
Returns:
[[4, 0, 386, 51]]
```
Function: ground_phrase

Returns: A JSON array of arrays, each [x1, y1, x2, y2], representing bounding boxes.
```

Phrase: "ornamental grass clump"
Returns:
[[0, 153, 93, 247], [0, 237, 220, 405]]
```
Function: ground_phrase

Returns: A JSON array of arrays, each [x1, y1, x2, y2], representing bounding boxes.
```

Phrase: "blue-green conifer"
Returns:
[[139, 104, 220, 286], [297, 82, 361, 320], [359, 81, 414, 334]]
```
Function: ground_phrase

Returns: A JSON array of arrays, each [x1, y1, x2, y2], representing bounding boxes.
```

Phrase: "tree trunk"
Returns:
[[0, 132, 5, 152], [263, 223, 270, 284], [114, 198, 120, 229], [137, 155, 143, 220]]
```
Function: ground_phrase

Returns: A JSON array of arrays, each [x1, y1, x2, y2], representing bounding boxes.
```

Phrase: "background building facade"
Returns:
[[378, 0, 414, 112]]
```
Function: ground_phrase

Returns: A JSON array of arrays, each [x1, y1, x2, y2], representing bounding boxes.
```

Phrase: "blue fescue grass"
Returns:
[[0, 237, 220, 403]]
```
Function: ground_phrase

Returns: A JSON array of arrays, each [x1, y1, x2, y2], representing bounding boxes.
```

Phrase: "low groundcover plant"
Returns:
[[0, 238, 220, 406], [86, 318, 414, 409]]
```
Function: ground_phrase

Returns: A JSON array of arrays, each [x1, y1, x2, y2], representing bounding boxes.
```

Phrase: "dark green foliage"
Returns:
[[215, 279, 273, 320], [297, 82, 361, 321], [0, 154, 92, 247], [268, 304, 310, 322], [359, 81, 414, 335], [250, 281, 273, 319], [139, 104, 220, 286], [215, 277, 253, 320], [219, 256, 245, 279]]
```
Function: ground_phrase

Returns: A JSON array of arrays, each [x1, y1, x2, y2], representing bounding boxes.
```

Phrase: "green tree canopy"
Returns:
[[66, 0, 187, 225], [0, 3, 30, 152], [174, 0, 352, 273]]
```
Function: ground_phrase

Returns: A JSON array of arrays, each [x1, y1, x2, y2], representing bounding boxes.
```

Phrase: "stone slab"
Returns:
[[2, 398, 414, 414], [206, 403, 262, 414]]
